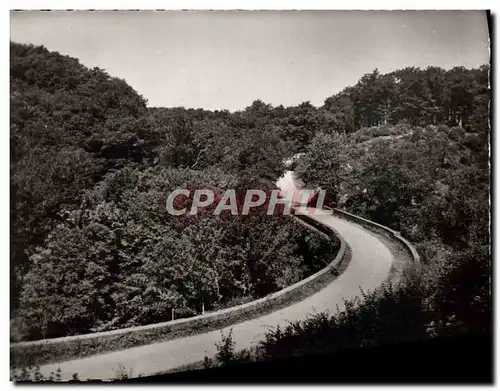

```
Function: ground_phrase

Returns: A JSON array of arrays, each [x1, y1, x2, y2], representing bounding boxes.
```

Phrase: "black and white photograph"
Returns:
[[8, 8, 492, 384]]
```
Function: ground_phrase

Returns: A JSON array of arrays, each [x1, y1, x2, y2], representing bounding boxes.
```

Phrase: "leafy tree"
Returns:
[[295, 132, 349, 205]]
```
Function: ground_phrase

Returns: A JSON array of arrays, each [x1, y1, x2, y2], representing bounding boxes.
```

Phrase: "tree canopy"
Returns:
[[10, 42, 490, 348], [10, 42, 335, 340]]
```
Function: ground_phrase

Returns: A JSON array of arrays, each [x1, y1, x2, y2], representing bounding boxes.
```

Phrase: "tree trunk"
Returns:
[[200, 289, 205, 315]]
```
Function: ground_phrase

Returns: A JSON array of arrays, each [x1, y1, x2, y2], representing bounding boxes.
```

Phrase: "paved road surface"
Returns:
[[33, 210, 395, 380]]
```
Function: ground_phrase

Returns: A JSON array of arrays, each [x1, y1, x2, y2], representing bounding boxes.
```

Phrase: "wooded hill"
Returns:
[[10, 42, 490, 347]]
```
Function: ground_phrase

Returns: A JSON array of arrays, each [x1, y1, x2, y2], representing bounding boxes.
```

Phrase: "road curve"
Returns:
[[33, 209, 395, 380]]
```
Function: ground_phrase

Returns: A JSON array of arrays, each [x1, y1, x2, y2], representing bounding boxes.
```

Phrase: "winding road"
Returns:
[[31, 208, 397, 381]]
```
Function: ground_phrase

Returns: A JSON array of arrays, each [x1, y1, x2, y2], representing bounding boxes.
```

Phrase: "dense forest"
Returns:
[[251, 118, 490, 362], [10, 42, 334, 340], [10, 40, 490, 355], [207, 66, 491, 365]]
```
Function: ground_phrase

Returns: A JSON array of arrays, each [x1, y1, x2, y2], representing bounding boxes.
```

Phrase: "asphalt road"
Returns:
[[32, 209, 395, 380]]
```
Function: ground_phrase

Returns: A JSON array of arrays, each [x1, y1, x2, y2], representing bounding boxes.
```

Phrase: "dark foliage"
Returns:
[[212, 67, 490, 363], [11, 41, 490, 361], [10, 42, 334, 341]]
